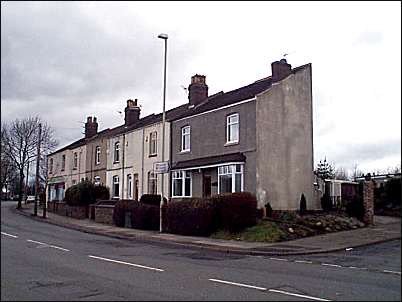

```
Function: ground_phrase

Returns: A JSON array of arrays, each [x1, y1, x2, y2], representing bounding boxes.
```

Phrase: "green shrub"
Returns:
[[112, 199, 135, 227], [131, 202, 160, 230], [64, 181, 110, 206], [321, 192, 333, 212], [210, 192, 257, 232], [299, 193, 307, 215], [139, 194, 167, 206], [345, 196, 365, 221], [165, 198, 217, 236]]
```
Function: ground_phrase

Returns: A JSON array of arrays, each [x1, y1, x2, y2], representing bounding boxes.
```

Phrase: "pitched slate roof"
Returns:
[[49, 63, 309, 156]]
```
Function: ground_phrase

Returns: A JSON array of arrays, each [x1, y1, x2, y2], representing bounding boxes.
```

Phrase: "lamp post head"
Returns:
[[158, 33, 168, 40]]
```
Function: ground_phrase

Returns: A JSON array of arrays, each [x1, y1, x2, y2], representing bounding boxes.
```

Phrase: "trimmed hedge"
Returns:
[[345, 196, 365, 221], [131, 202, 160, 230], [164, 198, 217, 236], [64, 180, 110, 206], [299, 193, 307, 215], [140, 194, 167, 206], [321, 192, 332, 212], [210, 192, 257, 232], [112, 199, 135, 227]]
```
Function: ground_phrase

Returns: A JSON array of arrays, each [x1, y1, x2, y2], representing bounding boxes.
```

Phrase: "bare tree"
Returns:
[[334, 166, 349, 180], [351, 164, 364, 181], [2, 117, 58, 209], [1, 123, 18, 198]]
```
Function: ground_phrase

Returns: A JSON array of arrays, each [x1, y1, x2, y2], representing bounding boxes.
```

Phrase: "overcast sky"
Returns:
[[1, 1, 401, 175]]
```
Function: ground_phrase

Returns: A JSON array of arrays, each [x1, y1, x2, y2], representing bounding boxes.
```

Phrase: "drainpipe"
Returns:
[[141, 128, 145, 198], [121, 134, 126, 199]]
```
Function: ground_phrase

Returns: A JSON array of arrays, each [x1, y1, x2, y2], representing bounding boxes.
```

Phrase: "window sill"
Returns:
[[224, 141, 239, 147], [180, 150, 190, 154], [171, 196, 192, 199], [113, 161, 120, 164], [149, 154, 157, 158]]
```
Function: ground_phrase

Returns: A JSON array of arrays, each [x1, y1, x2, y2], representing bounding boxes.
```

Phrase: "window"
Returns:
[[73, 152, 78, 169], [49, 158, 53, 174], [149, 132, 157, 156], [61, 155, 65, 171], [148, 171, 157, 194], [94, 176, 101, 185], [172, 171, 192, 197], [181, 126, 191, 152], [226, 113, 239, 144], [95, 146, 101, 165], [218, 164, 243, 194], [114, 142, 120, 162], [72, 179, 77, 185], [127, 174, 132, 199], [113, 175, 119, 198]]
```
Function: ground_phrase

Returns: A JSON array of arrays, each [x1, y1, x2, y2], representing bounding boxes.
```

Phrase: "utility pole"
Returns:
[[34, 124, 42, 217], [24, 160, 30, 203]]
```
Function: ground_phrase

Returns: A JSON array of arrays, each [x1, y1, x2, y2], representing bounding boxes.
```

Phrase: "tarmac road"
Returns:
[[1, 201, 401, 301]]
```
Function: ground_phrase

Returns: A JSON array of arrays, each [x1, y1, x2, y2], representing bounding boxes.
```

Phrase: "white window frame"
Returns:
[[113, 175, 120, 198], [95, 146, 101, 165], [73, 152, 78, 169], [114, 142, 120, 163], [181, 126, 191, 152], [218, 164, 244, 194], [127, 174, 132, 199], [172, 170, 192, 198], [149, 132, 157, 156], [226, 113, 239, 144]]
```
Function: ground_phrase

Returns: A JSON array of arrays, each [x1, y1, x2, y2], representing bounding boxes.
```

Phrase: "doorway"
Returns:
[[203, 175, 211, 198]]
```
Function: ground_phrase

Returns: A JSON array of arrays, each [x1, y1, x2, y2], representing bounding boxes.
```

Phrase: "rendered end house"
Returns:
[[47, 59, 317, 211]]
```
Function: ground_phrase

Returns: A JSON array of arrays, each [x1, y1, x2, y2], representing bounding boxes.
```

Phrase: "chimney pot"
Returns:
[[84, 116, 98, 138], [188, 74, 208, 107], [125, 99, 141, 126], [271, 59, 292, 82]]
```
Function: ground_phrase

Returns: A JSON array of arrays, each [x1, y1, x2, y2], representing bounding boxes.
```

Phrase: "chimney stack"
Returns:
[[85, 116, 98, 138], [188, 74, 208, 107], [271, 59, 292, 82], [125, 99, 141, 126]]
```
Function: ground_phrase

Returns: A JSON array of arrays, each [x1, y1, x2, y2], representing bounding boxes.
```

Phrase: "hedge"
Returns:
[[139, 194, 167, 206], [164, 198, 217, 236], [64, 180, 110, 206], [131, 202, 160, 230], [112, 199, 136, 227], [210, 192, 257, 232]]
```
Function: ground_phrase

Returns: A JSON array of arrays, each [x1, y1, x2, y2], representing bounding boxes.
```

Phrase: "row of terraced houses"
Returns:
[[47, 59, 319, 211]]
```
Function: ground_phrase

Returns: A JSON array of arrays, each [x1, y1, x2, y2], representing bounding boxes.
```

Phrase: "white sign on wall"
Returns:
[[153, 161, 169, 174]]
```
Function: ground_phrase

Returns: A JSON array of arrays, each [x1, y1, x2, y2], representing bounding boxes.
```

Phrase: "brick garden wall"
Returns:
[[94, 205, 114, 225]]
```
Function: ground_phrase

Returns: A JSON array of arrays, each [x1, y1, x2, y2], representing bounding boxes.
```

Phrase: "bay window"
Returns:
[[218, 164, 243, 193]]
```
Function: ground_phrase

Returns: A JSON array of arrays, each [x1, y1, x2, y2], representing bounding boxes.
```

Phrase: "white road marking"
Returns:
[[345, 248, 353, 251], [208, 278, 267, 291], [26, 239, 69, 252], [321, 263, 342, 268], [383, 270, 401, 275], [269, 289, 331, 301], [1, 232, 18, 238], [295, 260, 313, 264], [88, 255, 164, 272], [269, 257, 288, 262]]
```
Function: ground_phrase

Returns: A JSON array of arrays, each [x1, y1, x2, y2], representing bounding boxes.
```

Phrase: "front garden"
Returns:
[[49, 181, 370, 243]]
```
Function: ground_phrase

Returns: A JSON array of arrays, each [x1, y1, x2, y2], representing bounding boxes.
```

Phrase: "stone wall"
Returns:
[[65, 205, 88, 219], [94, 205, 114, 224]]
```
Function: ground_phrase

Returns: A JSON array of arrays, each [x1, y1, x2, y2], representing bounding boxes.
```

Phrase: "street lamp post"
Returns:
[[158, 33, 168, 233]]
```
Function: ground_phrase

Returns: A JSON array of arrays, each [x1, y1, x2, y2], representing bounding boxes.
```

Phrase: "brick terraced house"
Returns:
[[47, 59, 317, 210]]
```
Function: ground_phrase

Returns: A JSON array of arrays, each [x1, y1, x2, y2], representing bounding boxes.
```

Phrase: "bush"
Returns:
[[321, 192, 332, 212], [131, 202, 160, 230], [139, 194, 167, 206], [346, 196, 365, 221], [210, 192, 257, 232], [265, 202, 273, 218], [112, 199, 135, 227], [93, 185, 110, 201], [64, 180, 110, 206], [299, 193, 307, 215], [165, 198, 217, 236]]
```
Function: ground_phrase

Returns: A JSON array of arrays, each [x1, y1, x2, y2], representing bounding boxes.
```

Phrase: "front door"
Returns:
[[203, 175, 211, 198], [134, 174, 139, 201]]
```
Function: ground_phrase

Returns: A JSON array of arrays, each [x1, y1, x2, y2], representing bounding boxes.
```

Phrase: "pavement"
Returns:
[[13, 203, 401, 256]]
